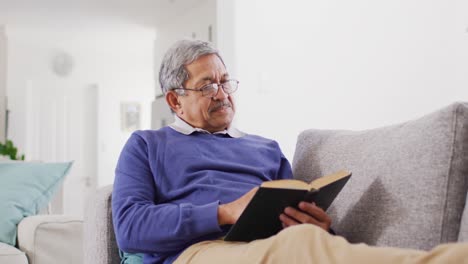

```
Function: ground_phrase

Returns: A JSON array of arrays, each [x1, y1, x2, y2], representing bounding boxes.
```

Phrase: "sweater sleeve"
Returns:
[[275, 144, 293, 180], [112, 133, 222, 254]]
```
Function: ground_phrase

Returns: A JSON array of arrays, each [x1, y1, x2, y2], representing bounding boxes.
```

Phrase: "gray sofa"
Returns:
[[84, 102, 468, 263]]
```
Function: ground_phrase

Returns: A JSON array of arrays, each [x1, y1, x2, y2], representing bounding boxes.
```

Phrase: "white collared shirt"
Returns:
[[169, 115, 245, 138]]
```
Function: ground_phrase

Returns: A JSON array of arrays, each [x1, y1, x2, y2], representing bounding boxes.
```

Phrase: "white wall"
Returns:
[[229, 0, 468, 161], [0, 26, 6, 142], [216, 0, 236, 76], [6, 25, 155, 189], [153, 0, 217, 97]]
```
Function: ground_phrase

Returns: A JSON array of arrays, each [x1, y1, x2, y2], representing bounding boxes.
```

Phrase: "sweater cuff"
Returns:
[[184, 201, 222, 236]]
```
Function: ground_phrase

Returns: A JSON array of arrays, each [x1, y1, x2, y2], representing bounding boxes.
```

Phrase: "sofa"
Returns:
[[84, 102, 468, 263], [0, 161, 83, 264], [0, 215, 83, 264]]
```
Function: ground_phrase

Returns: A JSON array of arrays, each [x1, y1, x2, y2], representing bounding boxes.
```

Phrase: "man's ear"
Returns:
[[166, 91, 181, 113]]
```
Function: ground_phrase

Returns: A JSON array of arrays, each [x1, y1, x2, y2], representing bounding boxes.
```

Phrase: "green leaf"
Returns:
[[0, 140, 25, 160]]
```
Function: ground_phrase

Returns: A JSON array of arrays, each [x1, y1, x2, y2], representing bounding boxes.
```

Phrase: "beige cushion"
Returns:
[[17, 215, 83, 264], [0, 242, 28, 264]]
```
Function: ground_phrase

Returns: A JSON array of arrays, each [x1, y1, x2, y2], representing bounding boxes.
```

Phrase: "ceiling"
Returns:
[[0, 0, 205, 30]]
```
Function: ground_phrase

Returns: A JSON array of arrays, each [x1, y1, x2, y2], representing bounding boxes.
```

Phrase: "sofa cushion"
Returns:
[[17, 215, 83, 264], [0, 242, 28, 264], [292, 102, 468, 250], [0, 162, 72, 246]]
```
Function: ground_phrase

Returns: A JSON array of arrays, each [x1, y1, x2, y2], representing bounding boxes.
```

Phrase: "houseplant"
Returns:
[[0, 140, 25, 160]]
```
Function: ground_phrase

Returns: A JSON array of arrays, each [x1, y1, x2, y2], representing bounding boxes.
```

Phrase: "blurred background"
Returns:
[[0, 0, 466, 217]]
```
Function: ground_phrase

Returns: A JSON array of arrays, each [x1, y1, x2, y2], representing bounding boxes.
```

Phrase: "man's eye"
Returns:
[[202, 84, 216, 91]]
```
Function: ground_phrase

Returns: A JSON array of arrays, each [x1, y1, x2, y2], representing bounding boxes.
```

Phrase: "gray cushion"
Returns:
[[84, 185, 120, 264], [459, 193, 468, 242], [0, 242, 28, 264], [292, 102, 468, 250]]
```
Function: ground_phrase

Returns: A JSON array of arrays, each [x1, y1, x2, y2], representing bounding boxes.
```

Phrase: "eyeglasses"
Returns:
[[173, 79, 239, 98]]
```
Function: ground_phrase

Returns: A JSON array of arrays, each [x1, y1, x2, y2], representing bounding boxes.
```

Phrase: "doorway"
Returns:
[[25, 81, 98, 217]]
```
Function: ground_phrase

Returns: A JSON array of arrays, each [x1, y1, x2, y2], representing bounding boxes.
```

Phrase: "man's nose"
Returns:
[[213, 84, 228, 100]]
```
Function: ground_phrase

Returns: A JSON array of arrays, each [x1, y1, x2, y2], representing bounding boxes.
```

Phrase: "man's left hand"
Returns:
[[279, 202, 332, 232]]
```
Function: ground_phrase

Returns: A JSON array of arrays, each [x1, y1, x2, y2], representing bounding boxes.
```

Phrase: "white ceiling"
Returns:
[[0, 0, 205, 30]]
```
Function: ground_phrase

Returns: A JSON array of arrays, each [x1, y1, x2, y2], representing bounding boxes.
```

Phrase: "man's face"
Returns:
[[176, 54, 235, 132]]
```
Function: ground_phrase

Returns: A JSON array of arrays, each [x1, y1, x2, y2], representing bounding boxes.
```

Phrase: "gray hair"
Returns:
[[159, 39, 225, 95]]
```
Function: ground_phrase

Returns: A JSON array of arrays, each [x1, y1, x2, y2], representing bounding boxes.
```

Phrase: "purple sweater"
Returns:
[[112, 127, 293, 264]]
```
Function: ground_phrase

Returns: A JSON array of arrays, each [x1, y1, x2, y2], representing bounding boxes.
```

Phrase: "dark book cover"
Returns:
[[224, 172, 351, 242]]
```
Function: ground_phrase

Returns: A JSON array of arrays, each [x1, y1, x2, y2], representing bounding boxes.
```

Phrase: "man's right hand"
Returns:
[[217, 187, 258, 225]]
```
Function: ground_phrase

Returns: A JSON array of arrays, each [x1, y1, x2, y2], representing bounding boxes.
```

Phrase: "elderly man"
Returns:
[[112, 40, 467, 264]]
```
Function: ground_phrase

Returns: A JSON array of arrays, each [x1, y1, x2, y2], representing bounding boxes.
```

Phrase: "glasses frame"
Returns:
[[173, 79, 239, 98]]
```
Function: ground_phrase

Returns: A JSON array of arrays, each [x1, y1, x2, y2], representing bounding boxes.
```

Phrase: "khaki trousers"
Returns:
[[174, 225, 468, 264]]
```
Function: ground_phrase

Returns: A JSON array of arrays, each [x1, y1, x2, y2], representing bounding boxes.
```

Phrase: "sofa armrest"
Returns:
[[459, 193, 468, 242], [17, 215, 83, 264], [84, 185, 120, 264]]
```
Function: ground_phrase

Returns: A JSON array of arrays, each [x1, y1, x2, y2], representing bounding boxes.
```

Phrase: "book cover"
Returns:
[[224, 170, 351, 242]]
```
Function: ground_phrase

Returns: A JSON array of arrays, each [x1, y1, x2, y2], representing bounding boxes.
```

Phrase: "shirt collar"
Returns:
[[169, 115, 245, 138]]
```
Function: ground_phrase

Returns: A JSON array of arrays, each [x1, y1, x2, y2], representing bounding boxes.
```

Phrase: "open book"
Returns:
[[224, 170, 352, 242]]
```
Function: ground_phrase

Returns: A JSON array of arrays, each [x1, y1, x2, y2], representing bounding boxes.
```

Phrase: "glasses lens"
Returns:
[[222, 80, 238, 94], [200, 80, 238, 97], [201, 84, 218, 97]]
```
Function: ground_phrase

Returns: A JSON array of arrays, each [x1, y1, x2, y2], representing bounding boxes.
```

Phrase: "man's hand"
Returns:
[[279, 202, 332, 232], [218, 187, 258, 225]]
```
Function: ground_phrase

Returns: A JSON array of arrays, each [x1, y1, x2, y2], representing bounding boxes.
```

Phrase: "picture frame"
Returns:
[[120, 102, 141, 132]]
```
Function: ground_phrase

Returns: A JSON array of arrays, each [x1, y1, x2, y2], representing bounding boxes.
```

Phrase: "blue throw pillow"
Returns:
[[0, 162, 72, 246]]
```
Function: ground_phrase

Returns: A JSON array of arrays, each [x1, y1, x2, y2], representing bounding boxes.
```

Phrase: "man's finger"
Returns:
[[283, 207, 322, 226], [279, 213, 300, 226], [298, 202, 329, 222]]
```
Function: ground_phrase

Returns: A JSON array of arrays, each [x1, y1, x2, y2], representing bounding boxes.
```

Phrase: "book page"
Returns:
[[261, 179, 309, 190], [309, 170, 351, 190]]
